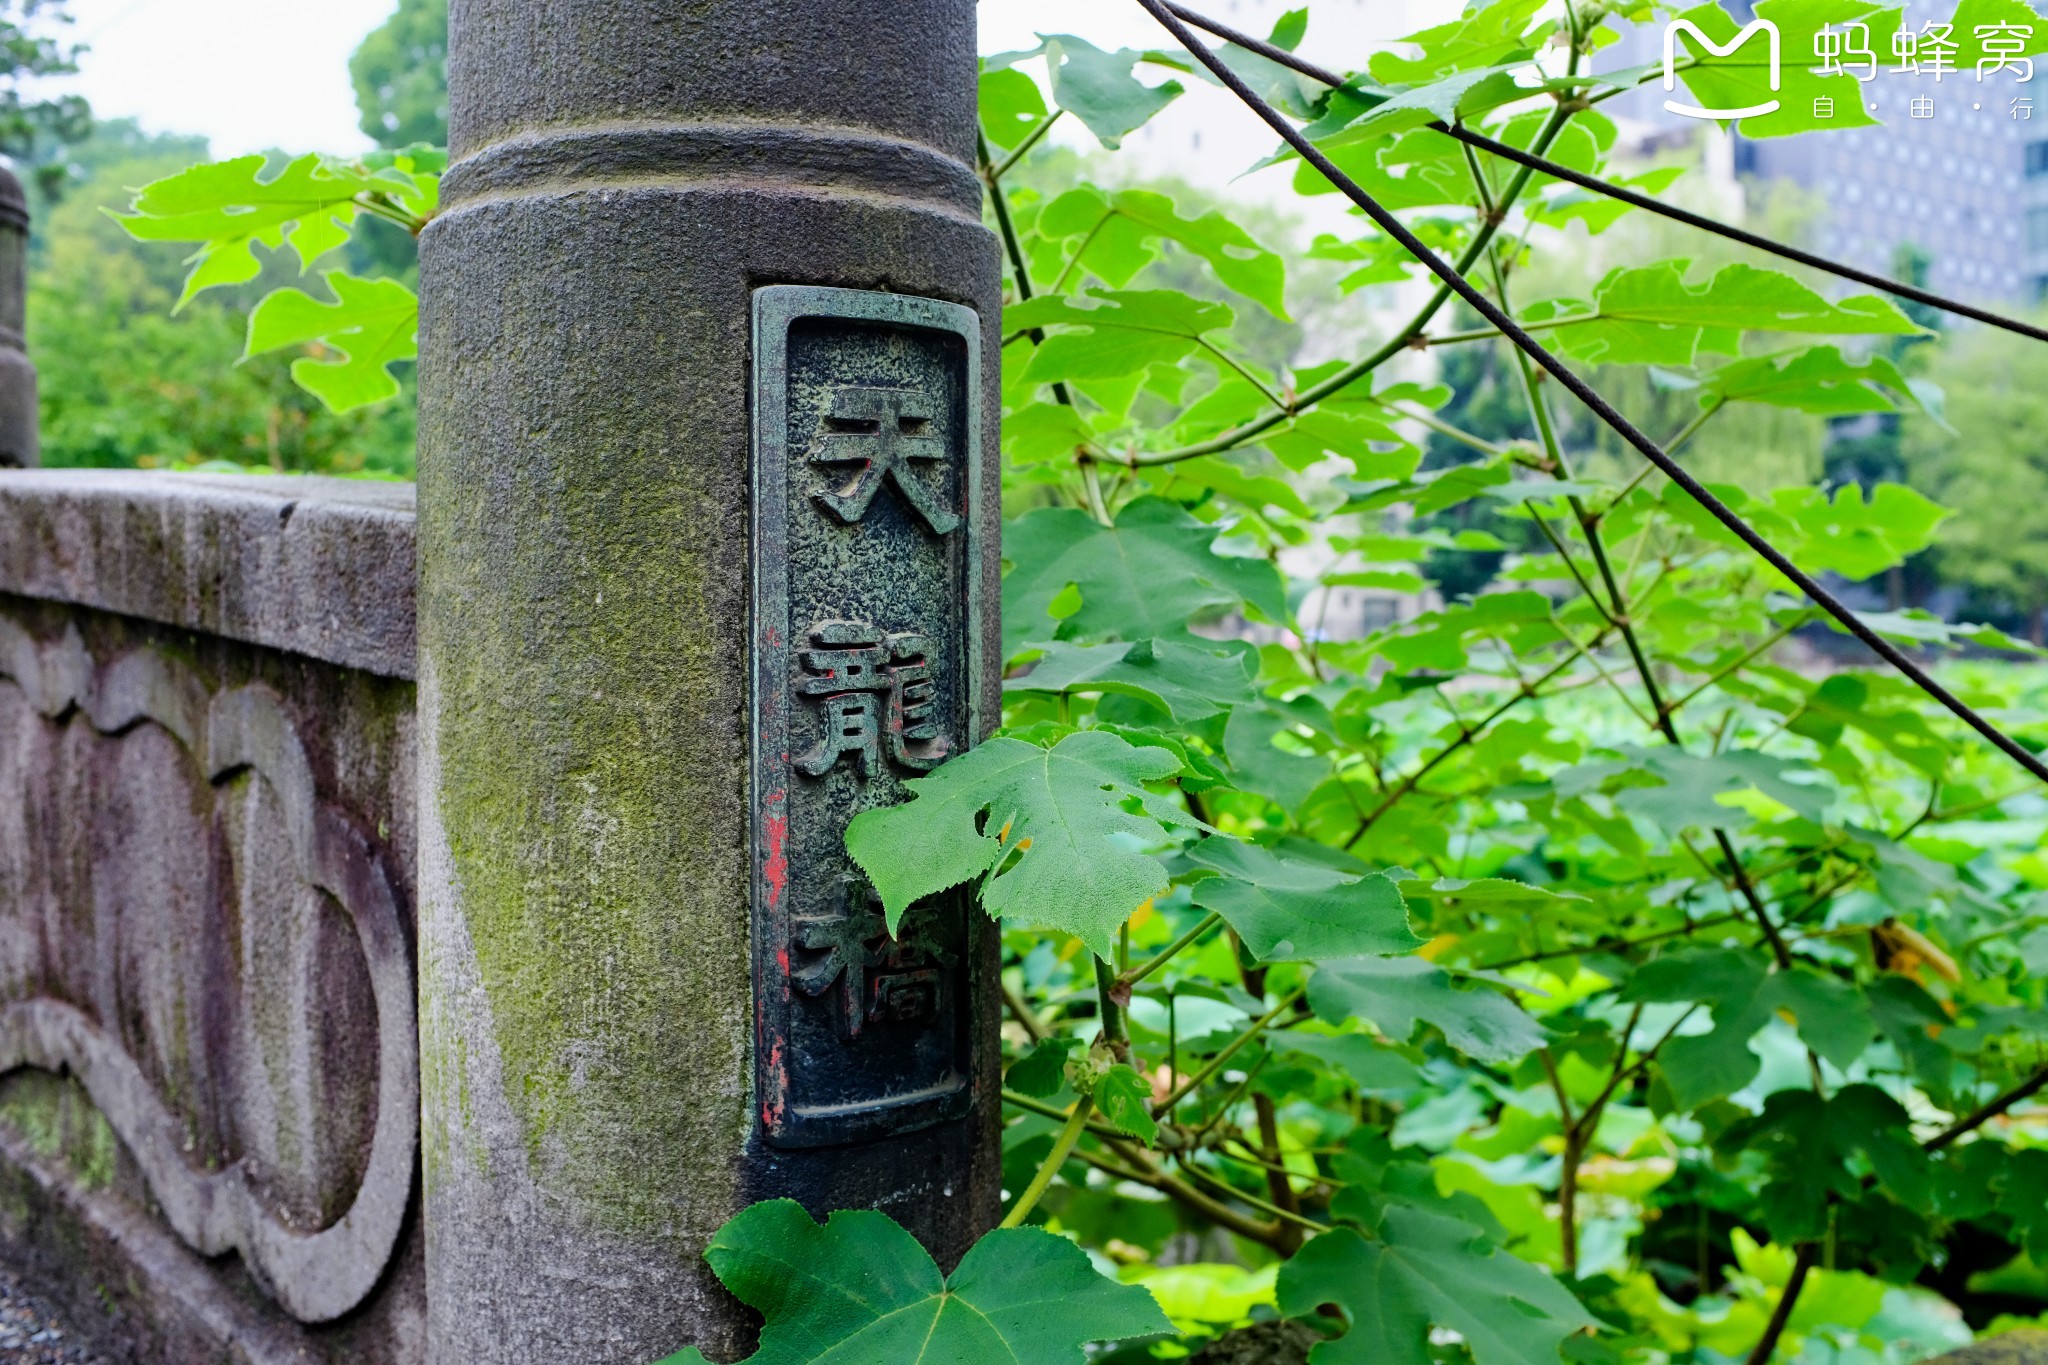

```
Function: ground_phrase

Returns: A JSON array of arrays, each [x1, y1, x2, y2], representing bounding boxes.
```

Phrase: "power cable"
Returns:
[[1163, 0, 2048, 346], [1136, 0, 2048, 786]]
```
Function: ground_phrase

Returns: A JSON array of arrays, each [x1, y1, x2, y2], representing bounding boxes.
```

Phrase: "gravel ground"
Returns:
[[0, 1266, 110, 1364]]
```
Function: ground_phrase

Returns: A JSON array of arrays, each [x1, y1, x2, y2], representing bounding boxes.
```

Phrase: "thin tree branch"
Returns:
[[1002, 1095, 1094, 1227], [1126, 104, 1584, 468], [1745, 1243, 1820, 1365], [1176, 1154, 1331, 1234], [1925, 1063, 2048, 1151], [1346, 641, 1603, 848], [1004, 980, 1049, 1042], [1152, 988, 1303, 1116], [1121, 911, 1225, 988], [1068, 1146, 1286, 1247], [990, 108, 1063, 181]]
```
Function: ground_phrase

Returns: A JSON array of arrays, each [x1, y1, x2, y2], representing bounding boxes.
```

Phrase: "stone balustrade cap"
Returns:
[[0, 167, 26, 231], [0, 470, 417, 679]]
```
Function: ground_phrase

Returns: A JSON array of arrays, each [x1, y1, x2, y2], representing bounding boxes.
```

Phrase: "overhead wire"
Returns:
[[1133, 0, 2048, 786], [1161, 0, 2048, 346]]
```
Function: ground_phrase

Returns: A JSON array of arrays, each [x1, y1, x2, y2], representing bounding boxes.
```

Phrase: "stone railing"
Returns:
[[0, 470, 423, 1363]]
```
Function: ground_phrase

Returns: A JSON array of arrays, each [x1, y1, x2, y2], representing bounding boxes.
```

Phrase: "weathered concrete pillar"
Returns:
[[0, 169, 37, 468], [416, 3, 1000, 1362]]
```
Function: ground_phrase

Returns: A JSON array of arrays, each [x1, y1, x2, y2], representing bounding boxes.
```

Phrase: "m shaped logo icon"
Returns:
[[1663, 18, 1781, 119]]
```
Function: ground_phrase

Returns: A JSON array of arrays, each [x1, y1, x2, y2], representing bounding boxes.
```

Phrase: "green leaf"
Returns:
[[1695, 345, 1923, 417], [1367, 0, 1549, 83], [1590, 745, 1831, 834], [1716, 1085, 1932, 1240], [685, 1200, 1172, 1363], [1008, 1037, 1081, 1098], [1189, 11, 1325, 116], [1867, 975, 1957, 1098], [1788, 674, 1946, 773], [1326, 1129, 1512, 1239], [1010, 290, 1234, 383], [1768, 483, 1952, 582], [1028, 188, 1288, 316], [1276, 1212, 1597, 1365], [1326, 567, 1428, 594], [981, 66, 1050, 149], [1532, 262, 1924, 367], [1005, 637, 1260, 721], [2001, 1149, 2048, 1259], [1094, 1064, 1161, 1142], [244, 272, 419, 413], [1156, 455, 1316, 520], [112, 152, 413, 306], [1003, 401, 1099, 466], [1621, 948, 1876, 1107], [1397, 878, 1585, 913], [1259, 408, 1418, 476], [1273, 1031, 1422, 1092], [1374, 591, 1555, 674], [1187, 839, 1420, 963], [1307, 957, 1545, 1062], [1223, 703, 1334, 809], [1038, 35, 1184, 149], [1315, 66, 1532, 149], [845, 731, 1202, 959], [1105, 190, 1289, 318], [1002, 498, 1288, 657]]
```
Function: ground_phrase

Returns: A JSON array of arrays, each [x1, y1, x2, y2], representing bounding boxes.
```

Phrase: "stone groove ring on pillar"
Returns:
[[0, 621, 418, 1324], [438, 121, 987, 220]]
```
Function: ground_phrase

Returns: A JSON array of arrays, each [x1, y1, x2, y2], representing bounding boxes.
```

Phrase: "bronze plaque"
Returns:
[[750, 285, 983, 1148]]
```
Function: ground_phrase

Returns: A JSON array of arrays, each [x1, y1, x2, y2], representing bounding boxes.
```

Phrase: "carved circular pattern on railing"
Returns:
[[0, 617, 418, 1323]]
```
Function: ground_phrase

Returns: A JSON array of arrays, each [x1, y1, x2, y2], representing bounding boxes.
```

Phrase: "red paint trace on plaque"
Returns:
[[764, 801, 789, 908]]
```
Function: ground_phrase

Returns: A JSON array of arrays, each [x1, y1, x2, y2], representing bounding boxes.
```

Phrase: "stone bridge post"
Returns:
[[415, 2, 1001, 1360], [0, 168, 36, 469]]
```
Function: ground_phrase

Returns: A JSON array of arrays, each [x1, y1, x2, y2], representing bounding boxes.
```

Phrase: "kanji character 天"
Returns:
[[805, 387, 960, 535]]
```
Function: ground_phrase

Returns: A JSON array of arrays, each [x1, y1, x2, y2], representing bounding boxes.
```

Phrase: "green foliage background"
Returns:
[[31, 119, 413, 473]]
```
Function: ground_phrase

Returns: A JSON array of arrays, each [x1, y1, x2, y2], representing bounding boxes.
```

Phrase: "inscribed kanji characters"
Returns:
[[791, 883, 951, 1039], [794, 620, 949, 778], [806, 387, 961, 535]]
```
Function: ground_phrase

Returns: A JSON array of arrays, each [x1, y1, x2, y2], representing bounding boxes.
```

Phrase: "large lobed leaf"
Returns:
[[1276, 1210, 1597, 1365], [1716, 1085, 1934, 1241], [1040, 34, 1183, 150], [1186, 839, 1420, 962], [1622, 947, 1876, 1107], [1307, 956, 1546, 1062], [1530, 262, 1923, 368], [246, 272, 419, 414], [1693, 345, 1928, 417], [653, 1200, 1171, 1364], [1008, 289, 1235, 384], [1003, 497, 1288, 658], [845, 731, 1203, 959], [113, 150, 436, 306], [1004, 637, 1260, 722], [1028, 187, 1289, 317]]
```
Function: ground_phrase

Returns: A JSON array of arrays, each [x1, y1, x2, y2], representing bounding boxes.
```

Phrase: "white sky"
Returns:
[[57, 0, 400, 156], [53, 0, 1458, 185]]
